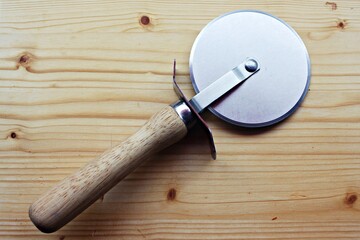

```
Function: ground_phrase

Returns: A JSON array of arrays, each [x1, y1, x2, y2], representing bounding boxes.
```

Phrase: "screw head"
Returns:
[[245, 59, 258, 72]]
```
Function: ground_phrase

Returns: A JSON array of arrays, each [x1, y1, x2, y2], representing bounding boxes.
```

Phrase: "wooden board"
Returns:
[[0, 0, 359, 239]]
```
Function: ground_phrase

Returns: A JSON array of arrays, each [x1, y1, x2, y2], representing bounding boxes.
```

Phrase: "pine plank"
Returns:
[[0, 0, 359, 239]]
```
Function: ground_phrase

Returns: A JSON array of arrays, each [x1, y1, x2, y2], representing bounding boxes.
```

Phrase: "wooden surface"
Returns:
[[0, 0, 359, 239]]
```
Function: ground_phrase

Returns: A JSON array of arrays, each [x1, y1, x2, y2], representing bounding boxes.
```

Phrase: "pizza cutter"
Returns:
[[29, 10, 310, 233]]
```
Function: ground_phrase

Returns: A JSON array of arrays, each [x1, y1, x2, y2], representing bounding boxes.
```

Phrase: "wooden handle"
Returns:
[[29, 106, 187, 233]]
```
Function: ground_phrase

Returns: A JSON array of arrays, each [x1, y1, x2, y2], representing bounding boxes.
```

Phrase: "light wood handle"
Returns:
[[29, 106, 187, 233]]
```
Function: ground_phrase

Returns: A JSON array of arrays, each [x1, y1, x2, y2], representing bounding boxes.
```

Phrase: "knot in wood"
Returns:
[[18, 53, 33, 68], [344, 192, 357, 206], [337, 19, 347, 29], [167, 188, 176, 201], [10, 132, 17, 139], [140, 15, 150, 26]]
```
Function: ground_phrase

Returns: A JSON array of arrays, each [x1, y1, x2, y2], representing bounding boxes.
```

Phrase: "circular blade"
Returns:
[[190, 10, 311, 127]]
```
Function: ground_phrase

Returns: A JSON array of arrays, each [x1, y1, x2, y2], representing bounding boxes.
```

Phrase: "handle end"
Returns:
[[29, 204, 58, 233]]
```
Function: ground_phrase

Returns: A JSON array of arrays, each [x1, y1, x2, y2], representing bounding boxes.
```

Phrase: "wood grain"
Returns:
[[0, 0, 359, 239]]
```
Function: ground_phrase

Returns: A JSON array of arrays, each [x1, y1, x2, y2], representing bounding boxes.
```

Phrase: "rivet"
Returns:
[[245, 59, 258, 72]]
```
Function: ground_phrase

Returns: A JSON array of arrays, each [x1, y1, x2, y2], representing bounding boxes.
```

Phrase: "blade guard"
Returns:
[[172, 60, 216, 160]]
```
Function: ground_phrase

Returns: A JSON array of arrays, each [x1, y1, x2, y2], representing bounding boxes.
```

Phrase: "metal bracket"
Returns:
[[189, 59, 259, 113], [172, 60, 216, 160]]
